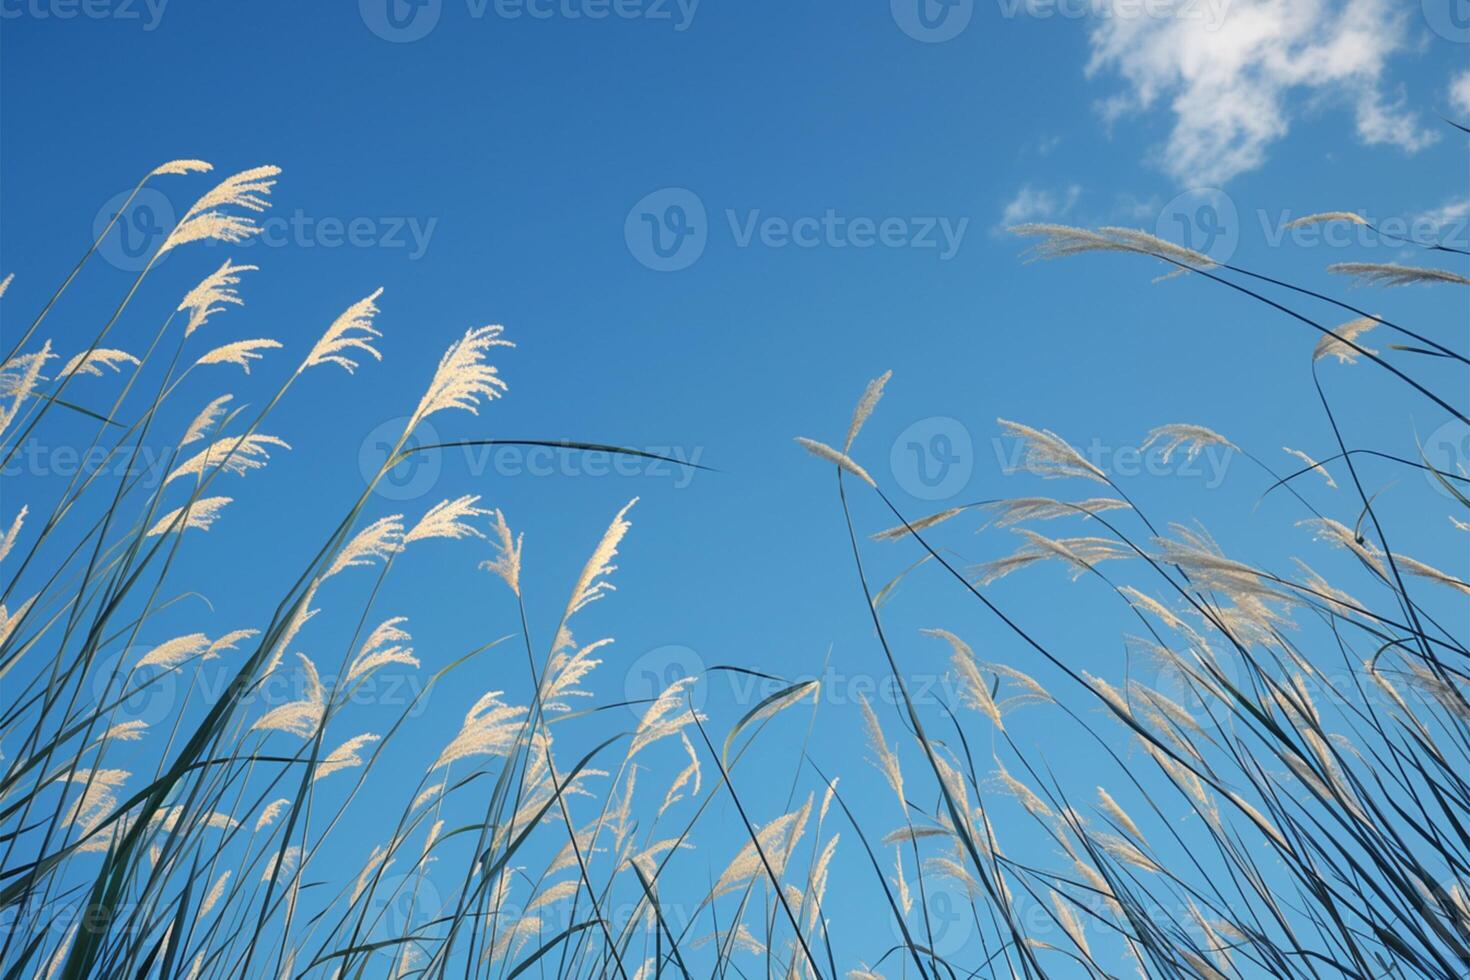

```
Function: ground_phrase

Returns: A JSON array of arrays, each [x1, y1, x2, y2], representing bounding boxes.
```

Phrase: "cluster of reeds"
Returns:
[[795, 213, 1469, 977], [1, 155, 1466, 980], [0, 160, 841, 979]]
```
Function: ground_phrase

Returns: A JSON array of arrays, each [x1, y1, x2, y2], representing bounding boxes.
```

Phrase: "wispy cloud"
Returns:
[[1416, 195, 1470, 239], [1086, 0, 1436, 185], [1451, 70, 1470, 117], [999, 184, 1083, 230]]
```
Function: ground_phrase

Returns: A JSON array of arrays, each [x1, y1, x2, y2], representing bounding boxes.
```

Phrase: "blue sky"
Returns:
[[2, 0, 1469, 971]]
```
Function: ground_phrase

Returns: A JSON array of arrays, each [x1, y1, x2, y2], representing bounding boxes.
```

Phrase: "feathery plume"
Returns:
[[0, 505, 27, 564], [871, 505, 968, 541], [541, 637, 610, 712], [302, 288, 384, 373], [206, 628, 258, 659], [845, 370, 892, 451], [60, 348, 140, 378], [658, 732, 702, 816], [98, 720, 148, 744], [1298, 517, 1387, 579], [924, 628, 1003, 729], [1284, 212, 1367, 230], [974, 529, 1131, 585], [1313, 316, 1378, 363], [324, 515, 404, 578], [0, 341, 54, 440], [146, 496, 233, 536], [432, 691, 528, 769], [161, 165, 281, 254], [314, 733, 380, 781], [347, 617, 416, 684], [711, 796, 812, 898], [1011, 223, 1215, 271], [1283, 447, 1337, 488], [997, 418, 1107, 483], [409, 324, 513, 425], [137, 633, 211, 669], [255, 799, 290, 831], [166, 433, 290, 485], [178, 259, 256, 336], [981, 496, 1129, 528], [1397, 554, 1470, 596], [405, 494, 490, 544], [1099, 226, 1219, 270], [857, 694, 904, 805], [180, 394, 233, 446], [1329, 262, 1470, 288], [794, 437, 876, 486], [629, 676, 704, 758], [561, 499, 635, 624], [0, 597, 35, 648], [150, 159, 213, 177], [479, 509, 523, 595], [250, 653, 324, 737], [200, 871, 231, 917], [1142, 423, 1236, 463], [261, 845, 302, 883], [1051, 893, 1091, 957], [1097, 787, 1143, 839], [195, 338, 281, 374]]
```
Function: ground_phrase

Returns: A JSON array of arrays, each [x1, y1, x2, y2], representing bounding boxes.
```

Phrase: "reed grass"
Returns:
[[1, 154, 1466, 979]]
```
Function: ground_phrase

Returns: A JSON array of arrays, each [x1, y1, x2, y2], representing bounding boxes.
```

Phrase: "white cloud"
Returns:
[[1416, 195, 1470, 238], [1086, 0, 1437, 185], [999, 184, 1083, 228], [1451, 70, 1470, 117]]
